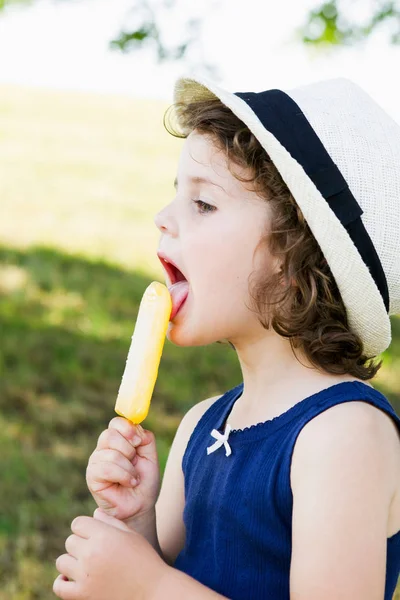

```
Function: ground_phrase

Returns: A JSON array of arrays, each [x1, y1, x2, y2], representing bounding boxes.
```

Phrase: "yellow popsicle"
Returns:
[[115, 281, 172, 423]]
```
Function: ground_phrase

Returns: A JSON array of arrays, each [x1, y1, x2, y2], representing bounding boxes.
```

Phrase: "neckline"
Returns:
[[216, 380, 378, 443]]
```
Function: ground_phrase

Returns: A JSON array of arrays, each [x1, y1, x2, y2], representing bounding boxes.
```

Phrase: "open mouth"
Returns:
[[159, 258, 188, 287], [158, 256, 190, 320]]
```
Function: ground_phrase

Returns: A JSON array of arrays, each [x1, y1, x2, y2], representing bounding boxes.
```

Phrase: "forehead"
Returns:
[[177, 131, 256, 198]]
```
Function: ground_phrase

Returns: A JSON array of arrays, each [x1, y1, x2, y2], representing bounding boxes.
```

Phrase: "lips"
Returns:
[[157, 252, 190, 320], [157, 252, 188, 286]]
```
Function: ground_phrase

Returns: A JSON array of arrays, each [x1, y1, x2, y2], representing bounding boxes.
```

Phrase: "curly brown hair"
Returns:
[[163, 98, 382, 380]]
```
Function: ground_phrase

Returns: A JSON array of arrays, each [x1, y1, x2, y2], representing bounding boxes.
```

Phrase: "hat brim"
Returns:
[[173, 75, 391, 357]]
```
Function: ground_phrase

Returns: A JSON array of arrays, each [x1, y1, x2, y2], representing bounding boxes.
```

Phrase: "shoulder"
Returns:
[[291, 392, 399, 517], [288, 389, 400, 597], [293, 389, 399, 460], [171, 393, 224, 458], [297, 392, 397, 443], [178, 393, 224, 439]]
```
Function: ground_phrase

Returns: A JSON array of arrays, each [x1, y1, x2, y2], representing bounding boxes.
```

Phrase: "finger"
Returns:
[[133, 427, 157, 461], [93, 508, 132, 531], [53, 574, 79, 600], [70, 515, 95, 539], [86, 458, 138, 489], [107, 417, 142, 445], [65, 534, 85, 558], [89, 448, 137, 477], [55, 553, 79, 583], [71, 515, 112, 539], [95, 427, 140, 457]]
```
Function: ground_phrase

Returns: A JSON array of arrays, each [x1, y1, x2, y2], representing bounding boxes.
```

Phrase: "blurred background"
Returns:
[[1, 0, 399, 597]]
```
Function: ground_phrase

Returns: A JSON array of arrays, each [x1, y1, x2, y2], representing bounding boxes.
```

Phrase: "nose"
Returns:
[[154, 204, 177, 236]]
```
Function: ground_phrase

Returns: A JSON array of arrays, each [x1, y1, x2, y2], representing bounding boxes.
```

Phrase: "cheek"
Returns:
[[183, 216, 265, 310], [191, 249, 253, 316], [189, 228, 250, 281]]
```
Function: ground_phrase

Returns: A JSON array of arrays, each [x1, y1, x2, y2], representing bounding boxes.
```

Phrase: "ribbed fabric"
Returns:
[[173, 381, 400, 599]]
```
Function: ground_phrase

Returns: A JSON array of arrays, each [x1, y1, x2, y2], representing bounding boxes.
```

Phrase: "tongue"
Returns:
[[168, 281, 190, 320]]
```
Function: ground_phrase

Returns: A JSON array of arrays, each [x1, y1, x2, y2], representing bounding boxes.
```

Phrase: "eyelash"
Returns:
[[191, 198, 216, 214]]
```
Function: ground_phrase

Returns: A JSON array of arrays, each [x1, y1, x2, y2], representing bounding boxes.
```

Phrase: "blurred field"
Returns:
[[0, 84, 399, 599]]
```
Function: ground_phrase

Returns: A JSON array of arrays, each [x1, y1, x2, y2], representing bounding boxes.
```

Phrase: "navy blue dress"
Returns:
[[174, 381, 400, 599]]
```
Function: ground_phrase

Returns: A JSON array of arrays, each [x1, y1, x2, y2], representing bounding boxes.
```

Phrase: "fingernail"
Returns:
[[131, 477, 138, 486], [132, 436, 141, 446]]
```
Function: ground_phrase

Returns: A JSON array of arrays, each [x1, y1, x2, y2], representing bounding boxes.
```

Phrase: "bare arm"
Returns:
[[155, 566, 229, 599], [289, 401, 396, 599], [155, 394, 222, 565], [127, 395, 222, 566]]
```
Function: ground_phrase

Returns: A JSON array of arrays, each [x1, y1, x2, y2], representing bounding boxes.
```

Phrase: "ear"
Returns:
[[271, 253, 284, 276], [275, 261, 285, 284]]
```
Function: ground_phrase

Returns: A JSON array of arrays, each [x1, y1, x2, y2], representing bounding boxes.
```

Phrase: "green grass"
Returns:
[[0, 84, 399, 599], [0, 244, 241, 598]]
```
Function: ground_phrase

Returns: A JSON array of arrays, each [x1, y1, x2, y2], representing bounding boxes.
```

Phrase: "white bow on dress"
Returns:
[[206, 423, 232, 457]]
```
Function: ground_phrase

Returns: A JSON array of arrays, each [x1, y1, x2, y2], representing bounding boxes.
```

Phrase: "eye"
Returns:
[[191, 198, 216, 214]]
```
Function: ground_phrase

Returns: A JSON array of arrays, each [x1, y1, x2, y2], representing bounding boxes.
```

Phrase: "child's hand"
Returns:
[[86, 417, 160, 523], [53, 512, 169, 600]]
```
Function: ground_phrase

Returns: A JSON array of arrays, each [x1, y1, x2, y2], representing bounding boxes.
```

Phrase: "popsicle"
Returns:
[[115, 281, 172, 423]]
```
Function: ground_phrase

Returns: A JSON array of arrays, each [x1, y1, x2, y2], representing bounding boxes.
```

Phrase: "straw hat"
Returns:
[[173, 75, 400, 357]]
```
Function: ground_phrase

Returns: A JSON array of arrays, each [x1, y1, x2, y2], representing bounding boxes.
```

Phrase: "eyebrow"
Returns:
[[173, 175, 227, 194]]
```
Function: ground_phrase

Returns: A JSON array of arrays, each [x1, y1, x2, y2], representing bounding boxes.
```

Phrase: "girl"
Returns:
[[54, 75, 400, 599]]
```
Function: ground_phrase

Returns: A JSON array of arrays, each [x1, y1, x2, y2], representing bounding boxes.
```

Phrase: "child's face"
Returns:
[[154, 130, 280, 347]]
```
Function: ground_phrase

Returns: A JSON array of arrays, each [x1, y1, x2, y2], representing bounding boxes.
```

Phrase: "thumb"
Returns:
[[93, 508, 131, 532], [134, 425, 158, 462]]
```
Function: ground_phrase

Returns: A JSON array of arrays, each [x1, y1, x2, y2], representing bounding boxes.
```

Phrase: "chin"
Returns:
[[166, 321, 221, 348], [166, 324, 205, 347]]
